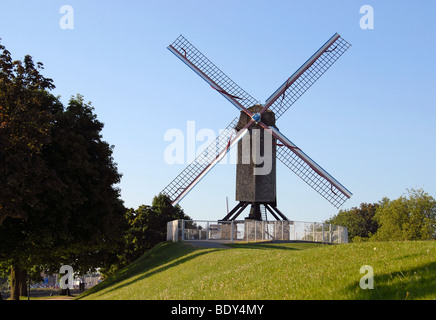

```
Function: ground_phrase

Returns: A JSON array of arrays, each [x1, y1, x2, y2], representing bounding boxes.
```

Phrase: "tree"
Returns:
[[0, 41, 63, 299], [102, 194, 190, 277], [41, 95, 127, 279], [373, 189, 436, 241], [0, 41, 126, 299], [325, 203, 379, 242], [0, 40, 60, 221], [151, 193, 190, 236]]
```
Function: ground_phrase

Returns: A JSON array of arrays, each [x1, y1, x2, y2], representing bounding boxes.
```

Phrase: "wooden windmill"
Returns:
[[161, 33, 353, 221]]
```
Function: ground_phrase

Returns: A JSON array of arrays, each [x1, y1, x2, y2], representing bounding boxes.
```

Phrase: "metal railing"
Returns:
[[167, 220, 348, 244]]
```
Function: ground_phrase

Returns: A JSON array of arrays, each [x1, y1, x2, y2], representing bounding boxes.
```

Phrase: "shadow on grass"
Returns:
[[77, 242, 222, 299], [344, 261, 436, 300], [226, 241, 324, 251]]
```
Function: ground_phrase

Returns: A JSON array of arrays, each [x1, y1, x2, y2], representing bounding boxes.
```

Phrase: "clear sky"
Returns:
[[1, 1, 435, 222]]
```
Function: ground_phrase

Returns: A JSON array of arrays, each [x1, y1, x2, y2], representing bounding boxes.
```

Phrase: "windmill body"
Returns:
[[235, 105, 276, 204], [162, 33, 353, 221], [233, 105, 280, 221]]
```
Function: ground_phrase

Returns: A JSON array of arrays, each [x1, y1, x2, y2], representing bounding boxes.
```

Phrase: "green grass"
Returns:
[[77, 240, 435, 300]]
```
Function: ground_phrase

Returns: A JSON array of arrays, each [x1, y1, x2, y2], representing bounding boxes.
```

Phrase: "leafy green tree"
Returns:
[[102, 194, 190, 277], [0, 41, 63, 299], [0, 41, 126, 299], [325, 203, 379, 242], [41, 94, 127, 277], [151, 193, 190, 237], [0, 40, 60, 221], [373, 189, 436, 241]]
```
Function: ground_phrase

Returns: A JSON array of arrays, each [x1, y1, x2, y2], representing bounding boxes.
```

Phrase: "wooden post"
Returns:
[[181, 220, 185, 241]]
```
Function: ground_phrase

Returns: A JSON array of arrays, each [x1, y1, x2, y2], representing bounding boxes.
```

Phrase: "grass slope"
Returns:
[[78, 241, 435, 300]]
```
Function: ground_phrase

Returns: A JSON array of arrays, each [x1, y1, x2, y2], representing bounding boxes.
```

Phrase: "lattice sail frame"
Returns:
[[265, 34, 351, 120], [269, 127, 352, 208], [276, 145, 349, 208], [162, 33, 352, 208], [168, 35, 258, 112], [161, 117, 240, 204]]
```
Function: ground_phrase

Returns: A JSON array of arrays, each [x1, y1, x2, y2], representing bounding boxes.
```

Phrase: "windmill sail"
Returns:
[[161, 117, 246, 206], [262, 33, 351, 120], [168, 35, 257, 113], [269, 126, 352, 208]]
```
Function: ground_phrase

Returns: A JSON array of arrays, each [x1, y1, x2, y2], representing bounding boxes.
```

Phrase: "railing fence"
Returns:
[[167, 220, 348, 244]]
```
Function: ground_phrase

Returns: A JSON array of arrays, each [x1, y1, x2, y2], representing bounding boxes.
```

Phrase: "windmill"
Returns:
[[161, 33, 353, 221]]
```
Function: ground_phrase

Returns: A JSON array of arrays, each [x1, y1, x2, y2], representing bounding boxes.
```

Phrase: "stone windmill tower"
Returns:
[[161, 33, 353, 221]]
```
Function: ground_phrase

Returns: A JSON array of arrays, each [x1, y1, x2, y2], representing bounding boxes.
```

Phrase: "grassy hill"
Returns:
[[77, 241, 435, 300]]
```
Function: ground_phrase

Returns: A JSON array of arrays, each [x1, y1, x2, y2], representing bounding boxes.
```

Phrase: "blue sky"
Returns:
[[1, 1, 435, 222]]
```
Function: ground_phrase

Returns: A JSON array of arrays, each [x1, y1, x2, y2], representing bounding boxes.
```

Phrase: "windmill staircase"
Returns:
[[261, 204, 272, 240]]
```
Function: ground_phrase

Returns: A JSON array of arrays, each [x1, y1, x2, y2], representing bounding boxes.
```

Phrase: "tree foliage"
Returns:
[[327, 189, 436, 242], [0, 41, 126, 299], [102, 194, 191, 277], [0, 40, 60, 221], [325, 203, 379, 241], [373, 189, 436, 241]]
